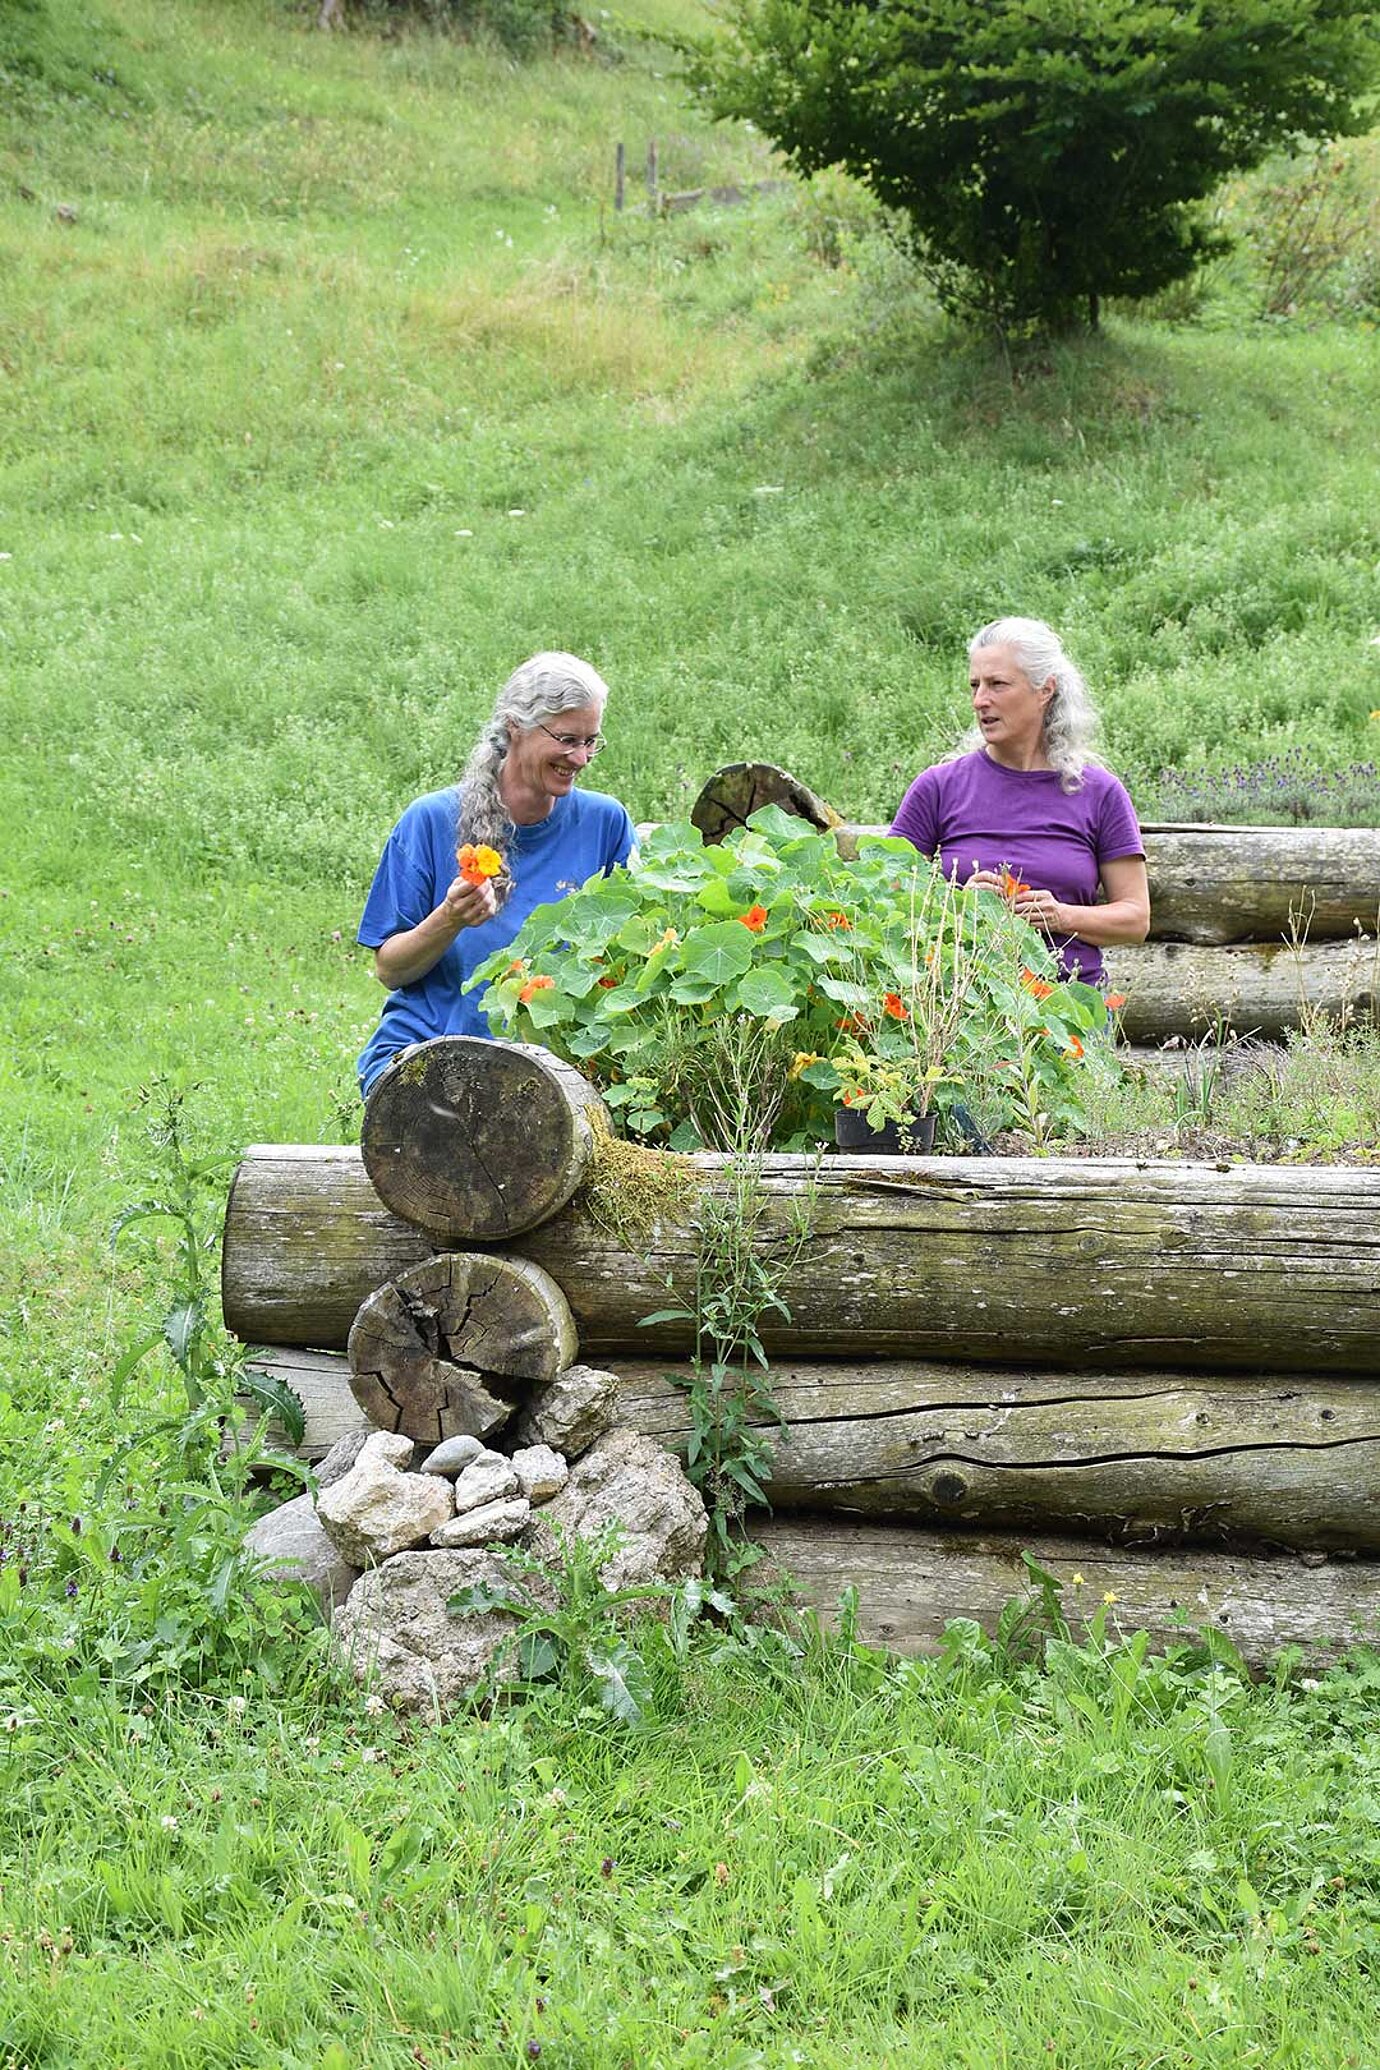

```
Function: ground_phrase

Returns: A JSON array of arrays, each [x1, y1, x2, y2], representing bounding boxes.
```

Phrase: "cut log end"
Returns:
[[361, 1036, 609, 1242], [690, 762, 842, 845], [346, 1252, 578, 1443]]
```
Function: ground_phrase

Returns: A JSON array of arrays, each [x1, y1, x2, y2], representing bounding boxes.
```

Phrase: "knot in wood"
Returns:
[[928, 1469, 969, 1509]]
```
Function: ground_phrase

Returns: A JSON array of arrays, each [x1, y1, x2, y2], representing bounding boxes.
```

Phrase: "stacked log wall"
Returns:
[[226, 1034, 1380, 1658]]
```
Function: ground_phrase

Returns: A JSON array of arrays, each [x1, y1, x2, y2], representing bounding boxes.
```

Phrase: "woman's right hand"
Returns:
[[442, 875, 499, 931]]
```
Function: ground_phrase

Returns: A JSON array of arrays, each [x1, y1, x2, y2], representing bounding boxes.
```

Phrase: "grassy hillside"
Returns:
[[4, 0, 1379, 1195], [4, 13, 1380, 2061]]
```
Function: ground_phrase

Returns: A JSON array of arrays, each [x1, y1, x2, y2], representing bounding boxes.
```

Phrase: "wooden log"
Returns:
[[222, 1145, 435, 1349], [241, 1347, 1380, 1551], [361, 1037, 610, 1243], [1104, 935, 1377, 1041], [612, 1360, 1380, 1552], [347, 1254, 577, 1443], [239, 1348, 370, 1461], [691, 762, 842, 844], [751, 1518, 1380, 1670], [1135, 824, 1380, 948], [223, 1146, 1380, 1374]]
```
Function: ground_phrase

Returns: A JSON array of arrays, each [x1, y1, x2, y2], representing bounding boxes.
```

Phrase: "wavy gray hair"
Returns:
[[456, 651, 611, 897], [960, 617, 1102, 791]]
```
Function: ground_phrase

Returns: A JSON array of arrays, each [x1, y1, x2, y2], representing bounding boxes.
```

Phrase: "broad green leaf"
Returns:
[[241, 1367, 307, 1446], [449, 1581, 532, 1618], [694, 876, 740, 918], [734, 965, 801, 1021], [163, 1299, 203, 1373], [586, 1639, 653, 1726], [678, 921, 755, 986], [518, 1631, 561, 1682]]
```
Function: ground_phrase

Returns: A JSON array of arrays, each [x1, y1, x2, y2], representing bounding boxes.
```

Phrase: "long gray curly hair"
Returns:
[[959, 617, 1103, 792], [455, 651, 611, 902]]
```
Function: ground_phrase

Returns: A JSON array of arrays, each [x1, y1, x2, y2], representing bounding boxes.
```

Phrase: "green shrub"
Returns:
[[688, 0, 1380, 333], [472, 808, 1113, 1148]]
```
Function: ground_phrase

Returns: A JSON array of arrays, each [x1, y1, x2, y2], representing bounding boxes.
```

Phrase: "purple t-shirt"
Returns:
[[889, 751, 1143, 984]]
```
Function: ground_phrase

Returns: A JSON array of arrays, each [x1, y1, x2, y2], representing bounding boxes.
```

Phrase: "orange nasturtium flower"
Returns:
[[1020, 968, 1055, 1001], [822, 910, 852, 930], [457, 842, 504, 886], [882, 992, 910, 1020], [789, 1051, 821, 1079], [518, 975, 556, 1004], [1002, 870, 1032, 901], [739, 904, 769, 933], [1104, 991, 1128, 1011], [1065, 1034, 1085, 1060], [505, 958, 528, 976]]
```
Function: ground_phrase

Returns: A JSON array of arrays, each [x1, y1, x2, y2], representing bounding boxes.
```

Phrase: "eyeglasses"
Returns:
[[536, 722, 605, 755]]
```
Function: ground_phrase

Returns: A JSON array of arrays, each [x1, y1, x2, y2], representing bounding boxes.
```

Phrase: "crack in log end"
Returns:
[[397, 1288, 443, 1357]]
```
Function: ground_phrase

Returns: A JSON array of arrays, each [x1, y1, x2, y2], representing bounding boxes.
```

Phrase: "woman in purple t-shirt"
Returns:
[[889, 618, 1150, 986]]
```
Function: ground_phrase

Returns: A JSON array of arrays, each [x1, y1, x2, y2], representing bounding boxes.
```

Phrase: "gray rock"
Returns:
[[430, 1496, 531, 1548], [515, 1363, 619, 1460], [452, 1452, 521, 1514], [333, 1548, 555, 1713], [419, 1434, 484, 1478], [511, 1443, 568, 1504], [244, 1493, 360, 1614], [528, 1428, 706, 1588], [315, 1426, 379, 1490], [316, 1432, 454, 1566]]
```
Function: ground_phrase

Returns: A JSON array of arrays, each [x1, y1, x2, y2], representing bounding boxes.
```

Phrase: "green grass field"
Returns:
[[4, 3, 1380, 2061]]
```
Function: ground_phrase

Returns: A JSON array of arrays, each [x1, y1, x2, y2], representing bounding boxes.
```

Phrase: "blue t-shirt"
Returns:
[[356, 785, 636, 1095]]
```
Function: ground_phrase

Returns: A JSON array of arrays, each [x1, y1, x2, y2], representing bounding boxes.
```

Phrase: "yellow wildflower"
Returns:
[[1102, 1590, 1118, 1606], [789, 1052, 821, 1079]]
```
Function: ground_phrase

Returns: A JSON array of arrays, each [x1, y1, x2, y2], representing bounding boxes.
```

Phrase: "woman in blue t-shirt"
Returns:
[[357, 652, 636, 1096], [890, 617, 1149, 986]]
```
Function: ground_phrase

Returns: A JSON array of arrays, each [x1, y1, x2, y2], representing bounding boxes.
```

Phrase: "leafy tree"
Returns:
[[688, 0, 1380, 332]]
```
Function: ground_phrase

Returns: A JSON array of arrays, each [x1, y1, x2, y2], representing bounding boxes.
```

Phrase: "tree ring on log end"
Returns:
[[361, 1036, 609, 1242], [346, 1252, 578, 1443], [690, 762, 842, 845]]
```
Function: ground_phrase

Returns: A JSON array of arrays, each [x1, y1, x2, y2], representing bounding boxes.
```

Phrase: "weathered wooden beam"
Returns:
[[243, 1346, 1380, 1552], [224, 1146, 1380, 1374], [222, 1145, 434, 1349], [1104, 935, 1377, 1041], [752, 1517, 1380, 1670], [613, 1359, 1380, 1552]]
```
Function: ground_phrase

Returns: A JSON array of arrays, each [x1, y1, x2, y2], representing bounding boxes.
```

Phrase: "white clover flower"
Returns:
[[363, 1693, 386, 1717], [160, 1814, 179, 1831]]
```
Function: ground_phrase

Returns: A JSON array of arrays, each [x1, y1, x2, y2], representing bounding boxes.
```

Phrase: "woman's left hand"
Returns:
[[1010, 884, 1065, 933]]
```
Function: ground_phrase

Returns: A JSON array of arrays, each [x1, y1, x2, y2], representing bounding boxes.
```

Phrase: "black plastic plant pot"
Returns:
[[834, 1104, 938, 1155]]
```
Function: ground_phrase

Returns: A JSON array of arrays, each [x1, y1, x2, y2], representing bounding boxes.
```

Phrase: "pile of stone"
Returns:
[[244, 1362, 708, 1712]]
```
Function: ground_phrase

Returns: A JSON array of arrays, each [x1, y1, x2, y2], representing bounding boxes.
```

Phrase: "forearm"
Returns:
[[373, 904, 467, 990], [1046, 898, 1149, 948]]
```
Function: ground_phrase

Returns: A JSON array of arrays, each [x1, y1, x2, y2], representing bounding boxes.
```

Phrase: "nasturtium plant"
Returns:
[[470, 808, 1117, 1150]]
